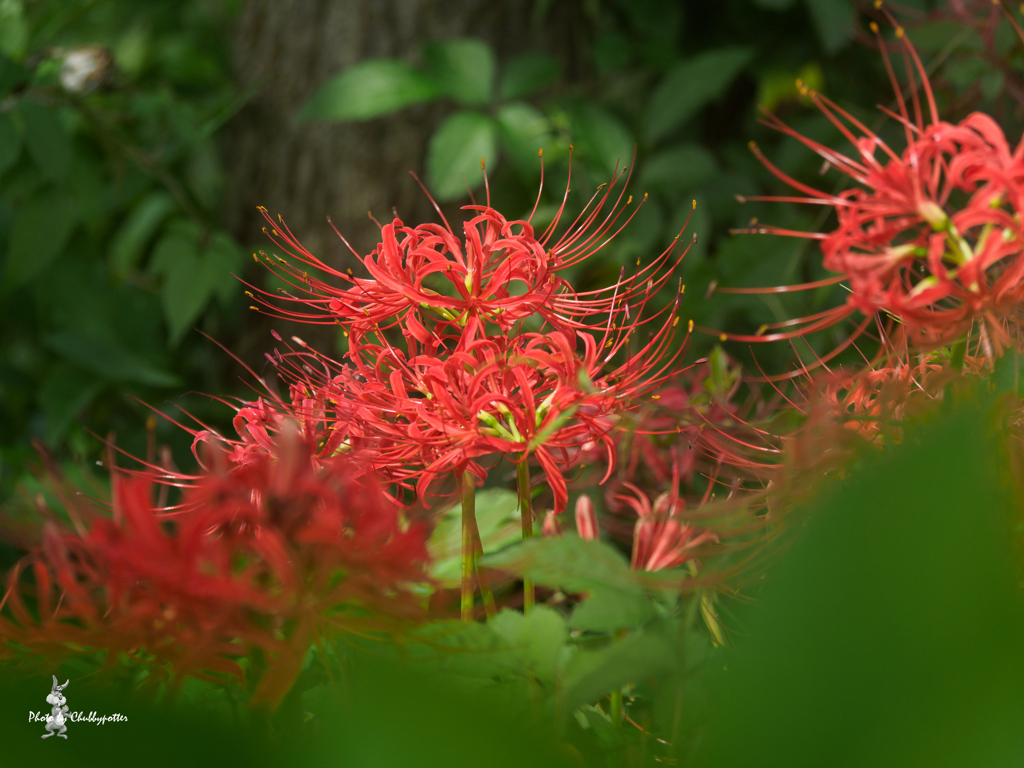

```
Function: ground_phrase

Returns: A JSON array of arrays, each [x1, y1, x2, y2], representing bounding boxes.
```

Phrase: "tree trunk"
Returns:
[[224, 0, 589, 362]]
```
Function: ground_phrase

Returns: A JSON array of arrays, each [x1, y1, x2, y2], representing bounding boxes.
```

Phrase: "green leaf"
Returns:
[[150, 223, 243, 343], [18, 101, 74, 183], [483, 533, 654, 595], [489, 606, 568, 684], [562, 631, 675, 711], [203, 230, 244, 305], [428, 489, 522, 587], [991, 349, 1024, 397], [410, 620, 521, 679], [645, 47, 753, 144], [803, 0, 855, 54], [0, 0, 27, 58], [569, 104, 634, 178], [754, 0, 797, 8], [0, 55, 29, 96], [6, 190, 76, 286], [0, 111, 21, 174], [110, 191, 176, 276], [499, 52, 561, 100], [39, 363, 103, 445], [568, 588, 658, 633], [425, 111, 498, 202], [298, 59, 437, 122], [697, 402, 1024, 767], [592, 33, 631, 75], [150, 220, 205, 345], [496, 102, 552, 179], [424, 38, 495, 106], [43, 331, 180, 387], [639, 144, 718, 198]]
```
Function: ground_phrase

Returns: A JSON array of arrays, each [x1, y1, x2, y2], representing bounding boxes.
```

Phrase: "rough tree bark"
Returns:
[[224, 0, 590, 361]]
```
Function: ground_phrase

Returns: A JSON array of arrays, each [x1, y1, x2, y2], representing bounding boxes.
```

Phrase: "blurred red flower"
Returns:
[[0, 427, 428, 708], [720, 22, 1024, 362]]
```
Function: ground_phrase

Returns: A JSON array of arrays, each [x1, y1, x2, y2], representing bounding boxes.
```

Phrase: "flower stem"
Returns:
[[950, 337, 967, 372], [469, 503, 497, 620], [516, 460, 535, 614], [461, 471, 476, 621], [610, 688, 623, 727]]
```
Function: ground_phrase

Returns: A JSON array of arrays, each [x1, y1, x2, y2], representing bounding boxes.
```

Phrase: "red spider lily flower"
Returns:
[[336, 330, 623, 515], [575, 494, 599, 541], [623, 356, 780, 491], [615, 485, 719, 572], [337, 288, 692, 516], [812, 322, 987, 441], [247, 157, 687, 355], [714, 20, 1024, 368], [579, 352, 782, 552], [0, 427, 428, 708]]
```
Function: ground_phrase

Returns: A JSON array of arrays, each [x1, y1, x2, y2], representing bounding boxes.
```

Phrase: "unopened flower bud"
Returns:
[[542, 510, 561, 536], [574, 494, 599, 541]]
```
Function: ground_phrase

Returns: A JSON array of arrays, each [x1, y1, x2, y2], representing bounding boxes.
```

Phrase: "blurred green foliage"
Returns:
[[303, 0, 1024, 378], [0, 0, 246, 505], [2, 393, 1020, 767]]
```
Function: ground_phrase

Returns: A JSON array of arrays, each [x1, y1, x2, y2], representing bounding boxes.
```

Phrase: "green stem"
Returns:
[[516, 460, 535, 614], [461, 471, 476, 622], [610, 688, 623, 728], [469, 501, 497, 620], [609, 627, 628, 727], [950, 337, 967, 372]]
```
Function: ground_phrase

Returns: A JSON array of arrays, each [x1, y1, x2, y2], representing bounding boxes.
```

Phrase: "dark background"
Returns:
[[0, 0, 1016, 507]]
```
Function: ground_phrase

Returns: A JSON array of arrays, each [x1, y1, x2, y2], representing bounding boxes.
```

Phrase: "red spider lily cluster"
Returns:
[[721, 16, 1024, 366], [0, 429, 428, 707], [238, 165, 694, 518]]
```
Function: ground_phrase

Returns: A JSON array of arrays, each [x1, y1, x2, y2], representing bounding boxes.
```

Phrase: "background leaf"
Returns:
[[0, 112, 21, 174], [804, 0, 855, 54], [499, 52, 561, 100], [425, 110, 497, 201], [423, 38, 495, 106], [298, 59, 437, 121], [202, 230, 244, 305], [5, 189, 76, 286], [496, 102, 552, 179], [18, 100, 74, 183], [43, 331, 180, 387], [109, 191, 176, 276], [639, 143, 719, 199], [645, 47, 753, 144], [150, 220, 204, 345], [39, 362, 103, 445], [568, 104, 633, 178]]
